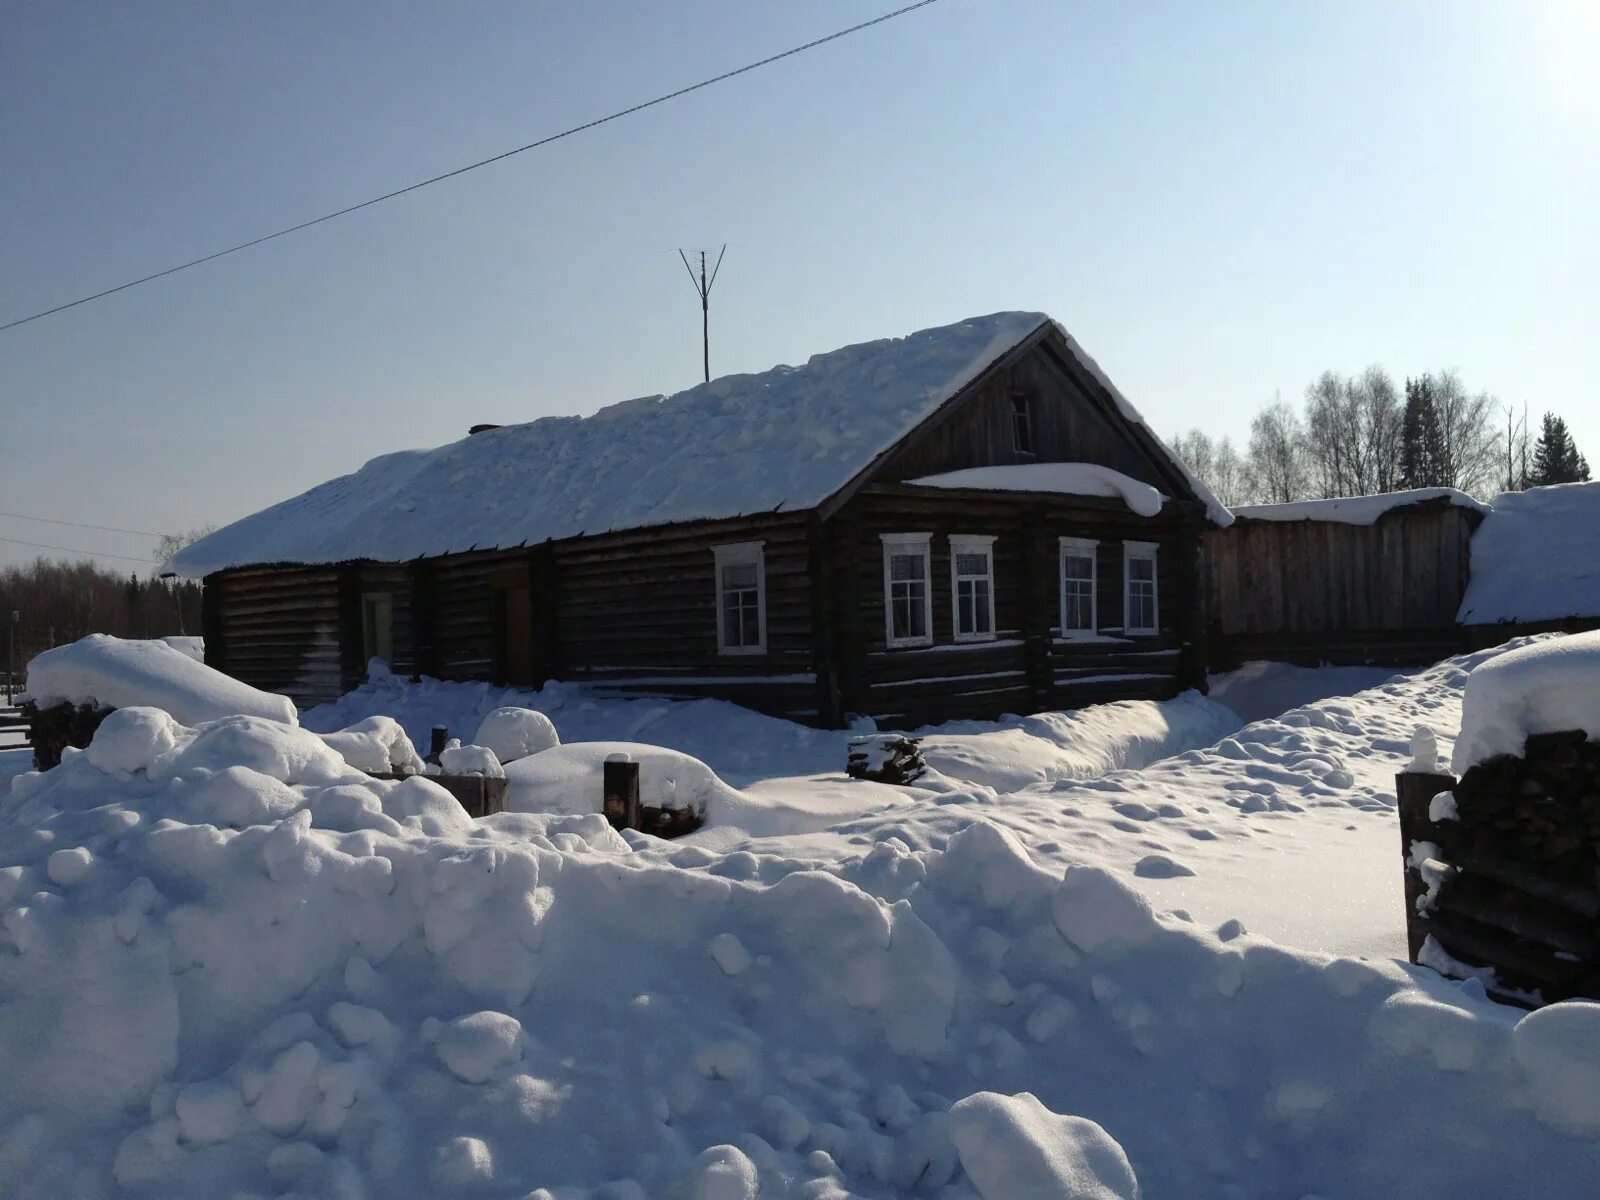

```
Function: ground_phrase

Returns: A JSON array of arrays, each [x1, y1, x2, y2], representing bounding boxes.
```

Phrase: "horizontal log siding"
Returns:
[[1204, 503, 1480, 640], [429, 549, 533, 681], [206, 566, 344, 706], [841, 488, 1194, 727], [553, 513, 817, 719]]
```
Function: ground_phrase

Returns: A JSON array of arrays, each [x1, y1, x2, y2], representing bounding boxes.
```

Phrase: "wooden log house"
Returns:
[[174, 312, 1231, 728]]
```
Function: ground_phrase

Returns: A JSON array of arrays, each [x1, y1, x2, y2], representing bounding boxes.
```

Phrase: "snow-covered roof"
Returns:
[[905, 463, 1165, 518], [1457, 482, 1600, 624], [1231, 487, 1488, 526], [1452, 630, 1600, 772], [173, 311, 1226, 576]]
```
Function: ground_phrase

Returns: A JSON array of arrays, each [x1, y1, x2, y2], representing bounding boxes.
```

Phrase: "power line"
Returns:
[[0, 0, 944, 335], [0, 512, 168, 538], [0, 535, 157, 566]]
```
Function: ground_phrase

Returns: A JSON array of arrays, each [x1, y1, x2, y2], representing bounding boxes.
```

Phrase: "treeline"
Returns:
[[1172, 366, 1589, 507], [0, 558, 202, 682]]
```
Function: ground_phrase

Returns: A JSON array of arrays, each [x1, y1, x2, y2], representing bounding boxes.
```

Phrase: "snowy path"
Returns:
[[308, 652, 1488, 963]]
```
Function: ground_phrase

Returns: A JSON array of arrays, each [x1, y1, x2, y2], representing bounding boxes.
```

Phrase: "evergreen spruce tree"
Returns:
[[1529, 413, 1591, 486], [1400, 376, 1444, 488]]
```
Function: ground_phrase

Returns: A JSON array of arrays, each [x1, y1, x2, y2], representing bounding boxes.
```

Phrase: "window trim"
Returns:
[[1123, 540, 1160, 636], [1010, 392, 1034, 455], [713, 541, 767, 655], [949, 534, 998, 643], [880, 533, 934, 649], [1058, 537, 1098, 638]]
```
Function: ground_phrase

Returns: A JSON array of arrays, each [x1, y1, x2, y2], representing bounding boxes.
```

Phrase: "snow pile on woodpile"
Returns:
[[1457, 481, 1600, 624], [22, 634, 296, 726], [4, 699, 1600, 1196], [1452, 630, 1600, 773]]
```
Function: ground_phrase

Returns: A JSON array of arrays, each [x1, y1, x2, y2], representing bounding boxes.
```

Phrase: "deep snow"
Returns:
[[1457, 481, 1600, 624], [5, 638, 1599, 1197]]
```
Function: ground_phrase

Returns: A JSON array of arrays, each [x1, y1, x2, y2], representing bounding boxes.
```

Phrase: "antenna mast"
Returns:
[[678, 245, 726, 383]]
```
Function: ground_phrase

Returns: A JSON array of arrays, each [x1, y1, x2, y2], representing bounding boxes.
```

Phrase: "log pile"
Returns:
[[847, 734, 926, 786], [1398, 729, 1600, 1007], [22, 700, 112, 771]]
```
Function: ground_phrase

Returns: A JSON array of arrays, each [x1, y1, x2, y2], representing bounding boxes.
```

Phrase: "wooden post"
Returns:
[[808, 515, 844, 728], [336, 564, 365, 694], [1019, 508, 1053, 710], [602, 759, 641, 830], [1395, 770, 1457, 962], [530, 544, 559, 687], [200, 574, 224, 675], [408, 559, 436, 682]]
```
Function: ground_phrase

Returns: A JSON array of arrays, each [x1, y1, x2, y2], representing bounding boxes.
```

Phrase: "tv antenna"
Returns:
[[678, 245, 726, 383]]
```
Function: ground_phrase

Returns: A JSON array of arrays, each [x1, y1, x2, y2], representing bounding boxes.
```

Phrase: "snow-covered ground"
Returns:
[[5, 639, 1599, 1197]]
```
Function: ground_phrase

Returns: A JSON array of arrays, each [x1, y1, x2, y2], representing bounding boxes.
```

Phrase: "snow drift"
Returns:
[[1457, 481, 1600, 624], [1451, 630, 1600, 772], [3, 700, 1599, 1197], [23, 634, 296, 726]]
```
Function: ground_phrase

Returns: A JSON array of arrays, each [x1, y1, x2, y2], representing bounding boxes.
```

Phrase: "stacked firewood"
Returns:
[[847, 734, 926, 785], [1453, 730, 1600, 890], [21, 700, 112, 770]]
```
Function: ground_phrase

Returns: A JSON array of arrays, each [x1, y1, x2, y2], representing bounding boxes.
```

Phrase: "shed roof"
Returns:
[[173, 311, 1226, 576]]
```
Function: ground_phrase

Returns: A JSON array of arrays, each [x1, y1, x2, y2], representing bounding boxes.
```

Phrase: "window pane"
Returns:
[[1129, 556, 1155, 582], [1064, 552, 1093, 581], [890, 552, 925, 582], [955, 552, 988, 577], [973, 579, 991, 632], [723, 562, 757, 588]]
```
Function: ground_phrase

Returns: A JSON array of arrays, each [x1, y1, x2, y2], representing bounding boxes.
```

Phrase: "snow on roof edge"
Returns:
[[1232, 488, 1489, 526]]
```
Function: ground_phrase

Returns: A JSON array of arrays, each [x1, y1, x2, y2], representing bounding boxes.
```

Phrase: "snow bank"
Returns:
[[949, 1091, 1139, 1200], [915, 692, 1240, 792], [23, 634, 296, 726], [158, 636, 205, 662], [472, 707, 559, 764], [4, 721, 1596, 1197], [1458, 481, 1600, 624], [1232, 487, 1487, 525], [1208, 660, 1412, 725], [906, 463, 1165, 518], [1451, 631, 1600, 772]]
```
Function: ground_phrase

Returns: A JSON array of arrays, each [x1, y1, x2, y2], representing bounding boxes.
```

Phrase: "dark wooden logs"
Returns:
[[847, 734, 926, 785], [23, 700, 112, 770], [1398, 729, 1600, 1005]]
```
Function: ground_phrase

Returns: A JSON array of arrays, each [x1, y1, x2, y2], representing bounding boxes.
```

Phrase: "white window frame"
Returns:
[[1123, 540, 1160, 636], [880, 533, 934, 649], [949, 534, 997, 643], [1058, 537, 1098, 638], [713, 541, 766, 655]]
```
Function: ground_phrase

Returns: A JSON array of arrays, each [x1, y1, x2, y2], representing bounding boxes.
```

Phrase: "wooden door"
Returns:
[[498, 583, 536, 686]]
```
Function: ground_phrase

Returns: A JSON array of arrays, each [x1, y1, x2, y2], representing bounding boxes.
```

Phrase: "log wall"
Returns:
[[204, 565, 346, 705], [870, 342, 1167, 489], [551, 512, 818, 721], [831, 486, 1203, 728]]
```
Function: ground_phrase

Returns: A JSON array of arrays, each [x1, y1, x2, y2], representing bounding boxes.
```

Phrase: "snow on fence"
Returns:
[[1397, 734, 1600, 1006]]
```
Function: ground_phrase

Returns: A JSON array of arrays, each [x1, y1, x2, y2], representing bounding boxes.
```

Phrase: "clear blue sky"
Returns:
[[2, 0, 1595, 572]]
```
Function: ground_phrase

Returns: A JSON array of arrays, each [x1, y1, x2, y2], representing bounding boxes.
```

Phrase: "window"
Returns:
[[1059, 538, 1098, 636], [714, 542, 766, 654], [1010, 393, 1033, 454], [950, 535, 997, 642], [361, 593, 394, 665], [881, 533, 933, 648], [1124, 541, 1159, 635]]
